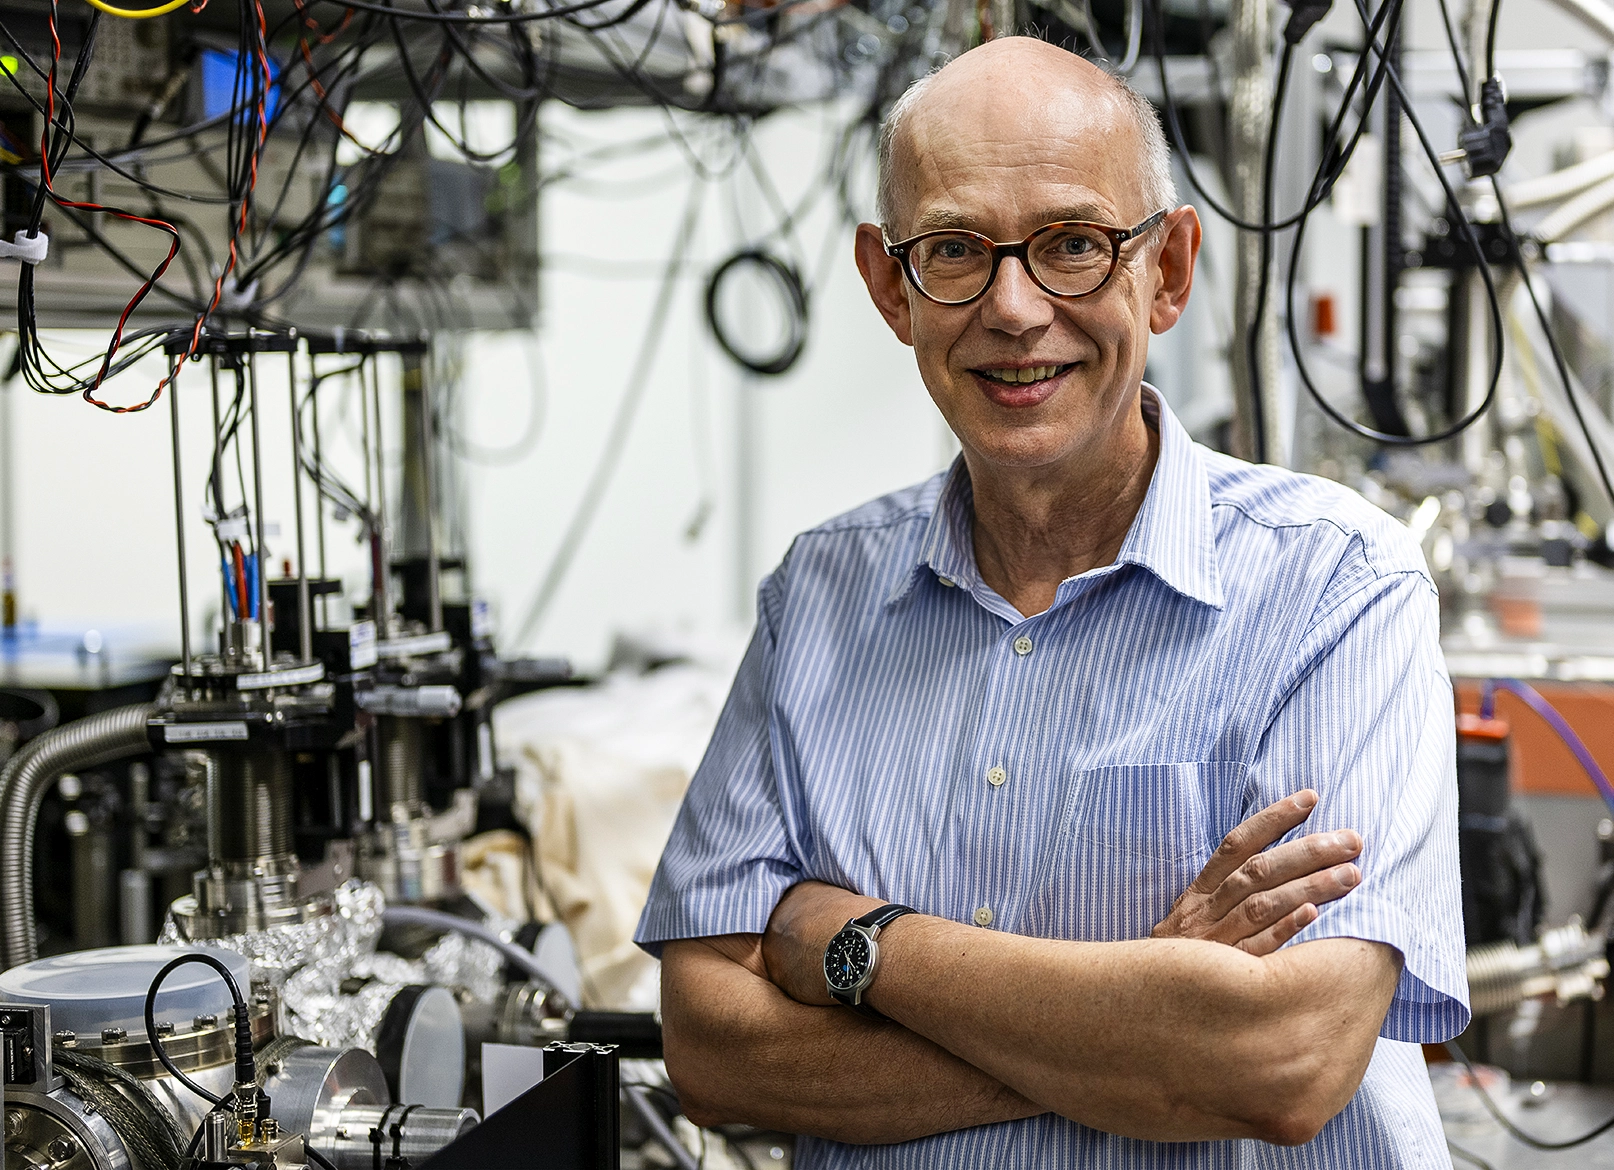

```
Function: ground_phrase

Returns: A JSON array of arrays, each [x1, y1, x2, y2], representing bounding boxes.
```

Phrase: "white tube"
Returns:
[[1531, 174, 1614, 244], [1507, 150, 1614, 210], [1542, 0, 1614, 43]]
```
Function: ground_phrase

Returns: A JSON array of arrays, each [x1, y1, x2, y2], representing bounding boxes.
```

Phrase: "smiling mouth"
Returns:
[[974, 363, 1074, 385]]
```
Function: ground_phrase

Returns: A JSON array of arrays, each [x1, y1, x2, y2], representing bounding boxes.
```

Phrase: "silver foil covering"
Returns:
[[159, 881, 385, 989], [163, 880, 505, 1052]]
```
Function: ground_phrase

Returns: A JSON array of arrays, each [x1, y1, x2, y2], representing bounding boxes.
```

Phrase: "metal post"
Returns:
[[289, 351, 313, 663], [246, 345, 273, 670], [168, 357, 193, 690], [408, 348, 444, 632], [311, 361, 327, 592], [370, 355, 392, 632], [210, 356, 228, 637]]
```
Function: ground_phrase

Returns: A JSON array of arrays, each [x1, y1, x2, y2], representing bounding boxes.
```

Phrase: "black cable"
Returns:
[[143, 952, 254, 1109], [1243, 41, 1296, 464], [511, 173, 705, 646], [1147, 0, 1400, 234], [1446, 1140, 1497, 1170], [704, 249, 808, 376], [1492, 180, 1614, 508], [1435, 0, 1473, 104], [302, 0, 630, 26], [1444, 1041, 1614, 1150], [1484, 0, 1501, 85], [1285, 0, 1505, 445]]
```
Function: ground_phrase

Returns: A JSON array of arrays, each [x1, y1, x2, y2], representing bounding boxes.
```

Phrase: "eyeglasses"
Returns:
[[883, 210, 1170, 306]]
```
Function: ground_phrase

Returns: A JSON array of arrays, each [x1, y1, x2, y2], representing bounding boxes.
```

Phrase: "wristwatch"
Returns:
[[823, 903, 916, 1017]]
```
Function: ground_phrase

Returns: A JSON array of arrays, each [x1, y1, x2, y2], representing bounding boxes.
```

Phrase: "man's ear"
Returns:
[[854, 223, 914, 346], [1149, 206, 1202, 335]]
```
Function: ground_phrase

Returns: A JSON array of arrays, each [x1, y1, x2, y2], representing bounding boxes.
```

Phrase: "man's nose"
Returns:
[[978, 256, 1055, 335]]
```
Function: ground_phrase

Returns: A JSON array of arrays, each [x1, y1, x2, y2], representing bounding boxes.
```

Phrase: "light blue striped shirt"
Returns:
[[637, 388, 1469, 1168]]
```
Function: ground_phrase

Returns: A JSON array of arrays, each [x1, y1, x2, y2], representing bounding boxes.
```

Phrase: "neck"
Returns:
[[965, 392, 1159, 618]]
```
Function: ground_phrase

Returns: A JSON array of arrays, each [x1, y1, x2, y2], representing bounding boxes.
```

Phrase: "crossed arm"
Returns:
[[660, 792, 1402, 1147]]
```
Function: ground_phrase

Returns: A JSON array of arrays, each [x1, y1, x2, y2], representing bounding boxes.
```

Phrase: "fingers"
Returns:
[[1191, 790, 1320, 893], [1206, 828, 1363, 919], [1217, 862, 1361, 945], [1236, 903, 1320, 957]]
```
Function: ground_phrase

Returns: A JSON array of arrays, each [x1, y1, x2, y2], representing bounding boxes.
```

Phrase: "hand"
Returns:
[[763, 880, 884, 1006], [1152, 790, 1362, 955]]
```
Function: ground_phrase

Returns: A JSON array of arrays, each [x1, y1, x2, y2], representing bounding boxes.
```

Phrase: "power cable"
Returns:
[[1243, 40, 1296, 463], [1444, 1042, 1614, 1150], [510, 174, 706, 647], [1283, 0, 1505, 445]]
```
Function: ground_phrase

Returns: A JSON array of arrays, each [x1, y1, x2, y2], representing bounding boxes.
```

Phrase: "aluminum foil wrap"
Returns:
[[279, 924, 504, 1049], [158, 880, 387, 989]]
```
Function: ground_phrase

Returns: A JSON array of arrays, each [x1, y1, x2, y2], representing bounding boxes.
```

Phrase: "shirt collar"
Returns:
[[887, 385, 1224, 610]]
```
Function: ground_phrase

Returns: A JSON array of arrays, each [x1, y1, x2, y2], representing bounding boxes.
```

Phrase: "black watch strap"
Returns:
[[837, 904, 916, 1019], [854, 903, 916, 931]]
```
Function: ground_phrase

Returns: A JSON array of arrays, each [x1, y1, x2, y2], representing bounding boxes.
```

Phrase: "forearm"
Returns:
[[866, 921, 1394, 1144], [661, 937, 1040, 1144]]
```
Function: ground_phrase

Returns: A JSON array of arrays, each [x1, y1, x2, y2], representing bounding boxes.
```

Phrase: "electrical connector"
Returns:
[[1459, 77, 1513, 179], [1281, 0, 1332, 44]]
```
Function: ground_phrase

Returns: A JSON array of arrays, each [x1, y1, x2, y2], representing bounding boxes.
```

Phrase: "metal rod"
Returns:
[[370, 354, 392, 633], [247, 344, 272, 670], [412, 348, 443, 632], [289, 350, 313, 664], [210, 356, 227, 640], [168, 356, 193, 691], [311, 359, 327, 596]]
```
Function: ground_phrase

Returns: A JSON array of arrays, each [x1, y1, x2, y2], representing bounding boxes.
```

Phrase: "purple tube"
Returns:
[[1482, 677, 1614, 815]]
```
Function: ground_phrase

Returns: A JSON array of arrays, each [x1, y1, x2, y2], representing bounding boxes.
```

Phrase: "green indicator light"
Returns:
[[0, 57, 16, 76]]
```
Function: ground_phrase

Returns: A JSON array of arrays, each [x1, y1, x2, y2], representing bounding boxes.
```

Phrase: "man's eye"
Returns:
[[1056, 235, 1093, 255], [937, 241, 970, 259]]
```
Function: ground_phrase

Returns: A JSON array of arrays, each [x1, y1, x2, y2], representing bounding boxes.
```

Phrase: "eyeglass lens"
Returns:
[[909, 224, 1115, 301]]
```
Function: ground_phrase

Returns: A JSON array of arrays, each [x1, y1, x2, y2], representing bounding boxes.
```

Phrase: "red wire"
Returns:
[[232, 541, 248, 619], [37, 0, 274, 414], [33, 2, 180, 412]]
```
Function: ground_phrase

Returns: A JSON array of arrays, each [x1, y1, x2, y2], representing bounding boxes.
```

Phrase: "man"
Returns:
[[635, 36, 1467, 1167]]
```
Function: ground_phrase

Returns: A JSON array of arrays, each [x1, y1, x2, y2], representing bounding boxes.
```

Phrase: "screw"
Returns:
[[47, 1135, 78, 1161], [6, 1109, 23, 1136], [193, 1013, 218, 1030], [261, 1119, 279, 1140], [53, 1030, 77, 1047], [100, 1027, 126, 1045], [154, 1021, 175, 1038]]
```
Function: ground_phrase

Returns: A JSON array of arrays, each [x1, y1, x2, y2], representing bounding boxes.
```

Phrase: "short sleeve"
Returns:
[[634, 577, 804, 957], [1248, 568, 1470, 1043]]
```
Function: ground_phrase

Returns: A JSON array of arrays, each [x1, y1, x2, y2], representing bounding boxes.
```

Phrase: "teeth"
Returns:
[[983, 365, 1062, 384]]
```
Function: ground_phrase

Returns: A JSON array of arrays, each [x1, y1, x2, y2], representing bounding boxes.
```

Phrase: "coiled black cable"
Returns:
[[143, 952, 254, 1108], [704, 249, 809, 377]]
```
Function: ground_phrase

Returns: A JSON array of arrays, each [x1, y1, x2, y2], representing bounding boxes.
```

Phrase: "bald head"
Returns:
[[875, 38, 1176, 236]]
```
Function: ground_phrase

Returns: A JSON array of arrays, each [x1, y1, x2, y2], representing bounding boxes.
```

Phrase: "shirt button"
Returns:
[[986, 765, 1007, 787], [1013, 635, 1033, 656], [974, 906, 994, 927], [937, 575, 956, 587]]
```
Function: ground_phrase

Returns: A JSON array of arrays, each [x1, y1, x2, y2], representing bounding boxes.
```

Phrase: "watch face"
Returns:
[[823, 929, 872, 993]]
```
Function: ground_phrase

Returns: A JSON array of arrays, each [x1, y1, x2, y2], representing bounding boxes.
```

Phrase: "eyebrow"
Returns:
[[906, 203, 1121, 236]]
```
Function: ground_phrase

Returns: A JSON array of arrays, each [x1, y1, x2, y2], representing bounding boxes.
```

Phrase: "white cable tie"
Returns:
[[0, 231, 48, 265]]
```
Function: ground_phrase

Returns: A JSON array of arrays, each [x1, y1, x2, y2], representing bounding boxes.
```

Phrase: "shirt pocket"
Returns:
[[1021, 762, 1248, 942]]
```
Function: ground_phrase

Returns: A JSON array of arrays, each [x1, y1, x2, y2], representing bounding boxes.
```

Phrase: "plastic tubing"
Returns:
[[1481, 679, 1614, 815], [380, 906, 569, 989]]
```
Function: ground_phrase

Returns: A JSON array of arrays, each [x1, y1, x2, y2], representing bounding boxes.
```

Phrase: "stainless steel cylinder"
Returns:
[[376, 718, 425, 814], [208, 747, 293, 863], [318, 1104, 478, 1170]]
